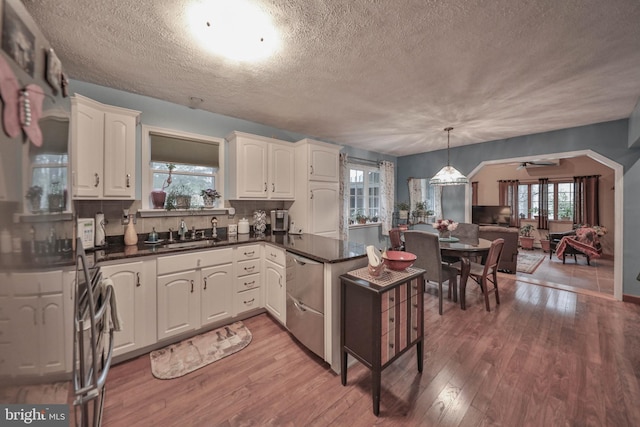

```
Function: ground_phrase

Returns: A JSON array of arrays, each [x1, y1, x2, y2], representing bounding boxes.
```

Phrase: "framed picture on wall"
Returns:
[[46, 48, 62, 92], [1, 0, 35, 76]]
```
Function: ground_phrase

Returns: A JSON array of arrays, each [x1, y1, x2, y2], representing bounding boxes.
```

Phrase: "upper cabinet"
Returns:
[[299, 138, 340, 182], [70, 94, 140, 199], [227, 131, 295, 200]]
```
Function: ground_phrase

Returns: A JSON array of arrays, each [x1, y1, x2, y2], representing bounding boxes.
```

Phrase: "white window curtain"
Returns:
[[409, 178, 422, 212], [379, 160, 394, 235], [338, 153, 350, 240], [433, 186, 443, 219]]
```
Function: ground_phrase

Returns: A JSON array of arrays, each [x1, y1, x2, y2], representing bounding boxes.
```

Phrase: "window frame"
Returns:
[[141, 125, 225, 212], [347, 163, 381, 225], [518, 179, 574, 221]]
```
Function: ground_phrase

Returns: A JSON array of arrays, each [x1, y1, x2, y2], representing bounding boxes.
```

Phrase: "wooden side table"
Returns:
[[340, 267, 425, 416]]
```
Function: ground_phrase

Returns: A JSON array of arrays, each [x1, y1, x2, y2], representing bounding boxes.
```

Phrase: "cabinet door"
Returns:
[[12, 295, 40, 375], [103, 111, 136, 198], [269, 143, 295, 199], [71, 98, 104, 198], [201, 263, 234, 326], [157, 270, 199, 340], [309, 144, 340, 182], [264, 259, 286, 325], [102, 261, 155, 357], [39, 293, 66, 374], [236, 138, 268, 198], [309, 182, 340, 238]]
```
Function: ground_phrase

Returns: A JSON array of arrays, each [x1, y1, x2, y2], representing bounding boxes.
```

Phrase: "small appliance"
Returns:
[[270, 209, 289, 232], [77, 218, 95, 249]]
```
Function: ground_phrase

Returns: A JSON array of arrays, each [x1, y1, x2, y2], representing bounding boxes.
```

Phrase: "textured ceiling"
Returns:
[[24, 0, 640, 156]]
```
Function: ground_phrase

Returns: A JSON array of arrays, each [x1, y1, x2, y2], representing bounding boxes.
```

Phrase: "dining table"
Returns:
[[438, 236, 493, 310]]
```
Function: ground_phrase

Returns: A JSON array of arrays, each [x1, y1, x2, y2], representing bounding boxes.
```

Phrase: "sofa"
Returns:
[[479, 226, 519, 273]]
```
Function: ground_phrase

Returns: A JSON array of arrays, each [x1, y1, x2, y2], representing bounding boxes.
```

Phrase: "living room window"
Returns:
[[349, 164, 380, 223], [518, 181, 573, 220]]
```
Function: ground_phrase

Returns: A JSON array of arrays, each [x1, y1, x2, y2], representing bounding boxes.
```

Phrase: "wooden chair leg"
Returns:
[[493, 270, 500, 305], [482, 276, 491, 312], [438, 283, 443, 315]]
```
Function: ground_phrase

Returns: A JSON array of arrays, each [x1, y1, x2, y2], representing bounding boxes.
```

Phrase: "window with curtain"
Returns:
[[573, 175, 599, 225], [517, 180, 574, 225], [143, 128, 223, 209], [498, 180, 519, 226], [348, 164, 380, 221]]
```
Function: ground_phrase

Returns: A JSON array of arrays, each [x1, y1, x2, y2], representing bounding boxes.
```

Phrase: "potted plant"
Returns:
[[528, 207, 539, 219], [396, 201, 410, 220], [519, 223, 536, 249], [355, 210, 368, 224], [540, 233, 551, 252], [25, 185, 43, 213], [413, 201, 427, 222], [166, 183, 192, 210], [151, 163, 175, 209], [560, 206, 573, 221], [201, 188, 221, 208]]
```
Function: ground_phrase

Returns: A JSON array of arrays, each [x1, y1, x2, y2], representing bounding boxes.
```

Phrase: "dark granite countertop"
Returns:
[[0, 232, 368, 271]]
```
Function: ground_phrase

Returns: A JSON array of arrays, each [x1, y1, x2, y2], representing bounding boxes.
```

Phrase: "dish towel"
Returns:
[[102, 278, 122, 332]]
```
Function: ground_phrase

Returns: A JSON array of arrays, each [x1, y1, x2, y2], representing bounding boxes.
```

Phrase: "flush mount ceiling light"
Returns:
[[188, 0, 280, 62], [429, 127, 469, 186]]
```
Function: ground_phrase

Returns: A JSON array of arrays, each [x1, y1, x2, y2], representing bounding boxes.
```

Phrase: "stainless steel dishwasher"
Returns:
[[286, 252, 324, 358]]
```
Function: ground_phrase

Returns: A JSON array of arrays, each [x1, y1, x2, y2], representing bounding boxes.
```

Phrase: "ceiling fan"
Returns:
[[516, 160, 559, 170]]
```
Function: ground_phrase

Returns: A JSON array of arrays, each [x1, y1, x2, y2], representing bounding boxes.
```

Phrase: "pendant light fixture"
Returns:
[[429, 127, 469, 186]]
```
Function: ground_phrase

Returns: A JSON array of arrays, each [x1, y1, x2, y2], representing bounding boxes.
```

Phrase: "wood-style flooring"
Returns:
[[99, 275, 640, 426]]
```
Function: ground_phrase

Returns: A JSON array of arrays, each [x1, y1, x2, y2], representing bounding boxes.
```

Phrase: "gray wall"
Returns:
[[397, 119, 640, 296], [630, 97, 640, 148]]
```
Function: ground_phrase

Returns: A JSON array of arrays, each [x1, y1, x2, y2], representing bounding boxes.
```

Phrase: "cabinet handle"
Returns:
[[190, 280, 194, 293], [245, 266, 255, 272], [203, 277, 207, 290], [94, 173, 100, 187], [310, 165, 314, 175], [390, 317, 395, 323], [244, 280, 255, 287], [136, 272, 141, 287], [244, 251, 255, 257], [389, 343, 394, 349], [126, 173, 131, 188], [270, 252, 276, 258], [310, 190, 313, 200], [264, 182, 267, 192], [390, 296, 395, 302], [272, 183, 275, 192], [244, 298, 255, 305]]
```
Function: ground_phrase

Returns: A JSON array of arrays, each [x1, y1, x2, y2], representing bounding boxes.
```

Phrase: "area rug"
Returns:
[[517, 252, 545, 274], [150, 321, 252, 379]]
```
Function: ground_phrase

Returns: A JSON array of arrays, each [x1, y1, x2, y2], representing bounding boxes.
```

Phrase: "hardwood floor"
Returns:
[[99, 275, 640, 426]]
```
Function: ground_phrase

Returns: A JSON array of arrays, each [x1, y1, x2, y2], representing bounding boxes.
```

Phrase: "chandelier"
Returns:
[[429, 127, 469, 186]]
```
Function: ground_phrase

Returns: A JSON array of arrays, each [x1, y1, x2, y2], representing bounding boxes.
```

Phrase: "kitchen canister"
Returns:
[[238, 218, 250, 234]]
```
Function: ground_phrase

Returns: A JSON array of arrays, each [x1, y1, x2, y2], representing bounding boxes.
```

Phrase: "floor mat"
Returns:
[[517, 252, 545, 274], [150, 321, 252, 380]]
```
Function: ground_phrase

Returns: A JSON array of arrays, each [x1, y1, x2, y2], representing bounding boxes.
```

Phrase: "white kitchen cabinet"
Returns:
[[227, 131, 295, 200], [9, 270, 67, 376], [299, 138, 340, 182], [101, 260, 156, 357], [289, 139, 341, 238], [264, 245, 286, 325], [234, 244, 263, 316], [157, 248, 234, 340], [71, 94, 140, 199]]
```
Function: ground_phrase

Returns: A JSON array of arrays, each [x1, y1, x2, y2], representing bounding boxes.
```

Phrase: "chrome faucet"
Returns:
[[191, 226, 197, 240], [211, 216, 218, 239], [168, 228, 175, 243], [178, 219, 187, 240]]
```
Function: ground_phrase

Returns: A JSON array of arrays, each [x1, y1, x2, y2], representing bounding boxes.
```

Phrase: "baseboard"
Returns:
[[622, 294, 640, 305]]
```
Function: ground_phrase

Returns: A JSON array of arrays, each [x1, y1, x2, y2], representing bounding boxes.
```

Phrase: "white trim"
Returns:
[[466, 149, 623, 301], [141, 125, 225, 210]]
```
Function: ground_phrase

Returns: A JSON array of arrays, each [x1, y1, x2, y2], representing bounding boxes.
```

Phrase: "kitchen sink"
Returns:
[[163, 239, 220, 249]]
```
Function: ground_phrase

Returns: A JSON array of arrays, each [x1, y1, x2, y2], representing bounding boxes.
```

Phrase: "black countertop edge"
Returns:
[[0, 233, 369, 271]]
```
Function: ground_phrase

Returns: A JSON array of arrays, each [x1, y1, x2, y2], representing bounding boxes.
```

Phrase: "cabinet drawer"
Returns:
[[237, 259, 260, 277], [235, 273, 261, 292], [380, 283, 409, 313], [235, 287, 262, 314], [264, 245, 285, 267], [157, 248, 233, 275], [236, 244, 260, 261]]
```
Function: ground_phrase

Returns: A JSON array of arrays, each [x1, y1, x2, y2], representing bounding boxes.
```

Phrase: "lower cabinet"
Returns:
[[157, 248, 234, 341], [101, 260, 156, 357], [264, 245, 286, 325], [8, 270, 67, 376], [234, 244, 263, 316]]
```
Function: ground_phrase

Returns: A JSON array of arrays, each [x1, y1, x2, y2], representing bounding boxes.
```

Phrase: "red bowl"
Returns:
[[382, 250, 417, 271]]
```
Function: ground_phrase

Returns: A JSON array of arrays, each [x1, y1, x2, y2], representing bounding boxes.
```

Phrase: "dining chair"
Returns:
[[444, 222, 480, 264], [389, 228, 404, 251], [404, 230, 458, 315], [451, 238, 505, 312]]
